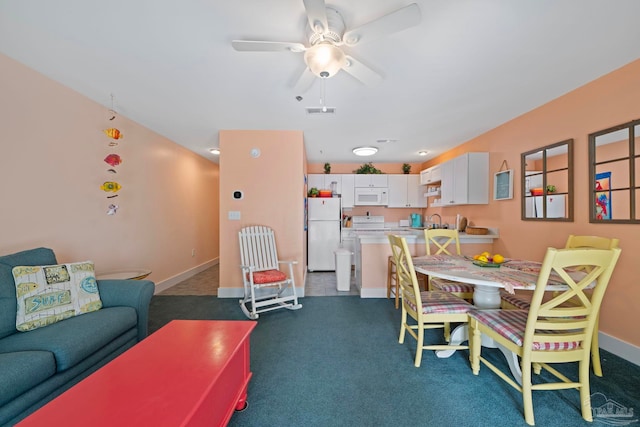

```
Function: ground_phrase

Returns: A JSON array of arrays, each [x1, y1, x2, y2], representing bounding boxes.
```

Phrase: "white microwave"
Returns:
[[354, 187, 388, 206]]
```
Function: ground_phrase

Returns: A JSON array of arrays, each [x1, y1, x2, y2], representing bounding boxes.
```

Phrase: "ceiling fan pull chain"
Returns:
[[320, 77, 327, 112]]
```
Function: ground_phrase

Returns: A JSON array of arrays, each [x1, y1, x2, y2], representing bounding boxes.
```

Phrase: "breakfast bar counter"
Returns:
[[354, 228, 499, 298]]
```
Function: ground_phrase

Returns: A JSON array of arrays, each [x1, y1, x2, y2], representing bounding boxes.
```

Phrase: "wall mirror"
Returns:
[[588, 118, 639, 223], [521, 139, 574, 221]]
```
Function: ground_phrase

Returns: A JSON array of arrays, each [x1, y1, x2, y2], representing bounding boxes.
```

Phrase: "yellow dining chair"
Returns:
[[389, 234, 473, 367], [424, 229, 474, 301], [500, 234, 619, 376], [469, 246, 621, 426], [387, 253, 426, 309]]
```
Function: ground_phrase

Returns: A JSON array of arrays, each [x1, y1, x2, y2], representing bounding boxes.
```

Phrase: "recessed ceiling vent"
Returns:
[[306, 107, 336, 115]]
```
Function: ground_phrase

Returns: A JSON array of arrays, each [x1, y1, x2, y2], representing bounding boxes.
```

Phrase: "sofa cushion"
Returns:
[[0, 306, 137, 372], [0, 248, 57, 340], [0, 351, 56, 407], [13, 261, 103, 331]]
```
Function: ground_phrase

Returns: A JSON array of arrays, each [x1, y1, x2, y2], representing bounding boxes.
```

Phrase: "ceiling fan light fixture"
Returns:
[[304, 42, 346, 78], [209, 148, 220, 155], [352, 146, 378, 156], [418, 150, 429, 156]]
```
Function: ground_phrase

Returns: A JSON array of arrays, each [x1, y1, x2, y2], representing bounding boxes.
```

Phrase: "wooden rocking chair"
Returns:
[[238, 225, 302, 319]]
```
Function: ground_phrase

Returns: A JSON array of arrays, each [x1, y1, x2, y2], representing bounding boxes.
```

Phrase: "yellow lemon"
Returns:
[[473, 254, 481, 260], [478, 255, 489, 263], [481, 251, 491, 258], [493, 254, 505, 264]]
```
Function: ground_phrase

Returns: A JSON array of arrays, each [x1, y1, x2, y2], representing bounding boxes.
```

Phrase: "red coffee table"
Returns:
[[18, 320, 256, 427]]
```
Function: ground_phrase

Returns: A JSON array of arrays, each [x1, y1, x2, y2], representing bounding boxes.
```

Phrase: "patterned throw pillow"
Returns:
[[13, 261, 103, 331]]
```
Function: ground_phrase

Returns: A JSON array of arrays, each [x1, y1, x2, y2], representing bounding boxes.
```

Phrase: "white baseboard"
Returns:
[[359, 288, 388, 298], [599, 331, 640, 367], [154, 258, 218, 294]]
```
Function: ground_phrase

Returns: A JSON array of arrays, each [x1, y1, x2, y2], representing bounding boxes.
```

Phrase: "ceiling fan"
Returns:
[[231, 0, 421, 92]]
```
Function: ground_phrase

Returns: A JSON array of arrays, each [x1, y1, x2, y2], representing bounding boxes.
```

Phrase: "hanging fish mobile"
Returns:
[[103, 128, 123, 140], [104, 154, 122, 167]]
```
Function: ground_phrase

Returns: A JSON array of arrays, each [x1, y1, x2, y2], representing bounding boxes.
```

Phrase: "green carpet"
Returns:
[[149, 296, 640, 427]]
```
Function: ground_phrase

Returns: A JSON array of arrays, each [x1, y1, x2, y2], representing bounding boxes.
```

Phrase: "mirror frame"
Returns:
[[521, 139, 574, 221], [588, 118, 639, 224]]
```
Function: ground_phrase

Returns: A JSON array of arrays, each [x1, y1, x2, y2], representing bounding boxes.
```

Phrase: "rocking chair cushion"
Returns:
[[249, 269, 287, 284], [468, 309, 581, 351]]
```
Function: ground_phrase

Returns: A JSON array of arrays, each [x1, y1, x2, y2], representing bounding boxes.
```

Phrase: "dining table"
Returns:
[[413, 254, 588, 385]]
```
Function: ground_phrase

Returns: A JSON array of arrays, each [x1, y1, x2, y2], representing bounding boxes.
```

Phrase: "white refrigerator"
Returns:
[[307, 198, 341, 271], [527, 195, 566, 218]]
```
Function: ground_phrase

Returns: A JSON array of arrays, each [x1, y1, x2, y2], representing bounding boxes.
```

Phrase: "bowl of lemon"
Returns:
[[472, 252, 505, 268]]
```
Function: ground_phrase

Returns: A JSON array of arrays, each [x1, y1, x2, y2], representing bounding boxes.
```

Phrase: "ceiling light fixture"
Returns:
[[352, 146, 378, 156], [304, 42, 346, 78], [209, 148, 220, 155], [418, 150, 429, 156]]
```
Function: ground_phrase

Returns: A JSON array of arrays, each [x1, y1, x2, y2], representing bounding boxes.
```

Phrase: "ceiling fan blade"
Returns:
[[292, 68, 316, 93], [232, 40, 306, 53], [342, 3, 421, 46], [303, 0, 328, 33], [342, 55, 383, 86]]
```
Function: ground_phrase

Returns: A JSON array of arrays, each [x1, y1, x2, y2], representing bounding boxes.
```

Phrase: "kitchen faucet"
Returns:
[[428, 214, 442, 229]]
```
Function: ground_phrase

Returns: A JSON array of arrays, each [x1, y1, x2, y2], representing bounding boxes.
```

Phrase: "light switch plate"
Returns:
[[228, 211, 241, 220]]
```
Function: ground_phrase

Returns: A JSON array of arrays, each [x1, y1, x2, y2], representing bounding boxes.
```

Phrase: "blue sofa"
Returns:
[[0, 248, 155, 426]]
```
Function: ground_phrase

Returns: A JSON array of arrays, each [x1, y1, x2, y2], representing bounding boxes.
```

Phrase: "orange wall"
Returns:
[[218, 130, 305, 293], [0, 53, 220, 288], [419, 59, 640, 347], [309, 61, 640, 348]]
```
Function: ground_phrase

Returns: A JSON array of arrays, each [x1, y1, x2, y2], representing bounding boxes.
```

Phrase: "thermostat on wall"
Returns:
[[233, 190, 244, 200]]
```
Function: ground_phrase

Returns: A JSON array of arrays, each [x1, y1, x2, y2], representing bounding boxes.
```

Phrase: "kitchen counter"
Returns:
[[353, 228, 499, 298], [355, 228, 499, 244]]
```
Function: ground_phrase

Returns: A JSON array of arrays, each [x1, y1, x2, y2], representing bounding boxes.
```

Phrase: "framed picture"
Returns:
[[494, 169, 514, 200], [595, 172, 612, 220]]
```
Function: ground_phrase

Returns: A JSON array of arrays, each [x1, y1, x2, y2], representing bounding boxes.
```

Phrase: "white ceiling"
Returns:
[[2, 0, 640, 164]]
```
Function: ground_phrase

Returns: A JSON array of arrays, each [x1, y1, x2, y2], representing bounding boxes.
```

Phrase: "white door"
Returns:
[[308, 198, 340, 220], [387, 175, 408, 207], [308, 220, 341, 271], [406, 175, 426, 207], [341, 174, 355, 208]]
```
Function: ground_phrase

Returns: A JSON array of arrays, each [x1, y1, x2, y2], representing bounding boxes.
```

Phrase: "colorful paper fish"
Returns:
[[104, 154, 122, 167], [103, 128, 123, 139], [101, 182, 121, 192], [107, 204, 119, 215]]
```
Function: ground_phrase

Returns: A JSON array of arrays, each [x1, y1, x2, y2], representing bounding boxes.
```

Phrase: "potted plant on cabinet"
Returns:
[[402, 163, 411, 174], [308, 187, 319, 197], [354, 162, 383, 174], [324, 163, 331, 174]]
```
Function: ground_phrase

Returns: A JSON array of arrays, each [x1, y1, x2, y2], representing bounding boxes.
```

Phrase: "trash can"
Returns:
[[334, 248, 352, 291]]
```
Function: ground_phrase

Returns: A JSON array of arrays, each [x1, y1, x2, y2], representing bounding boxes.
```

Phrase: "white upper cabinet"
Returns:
[[388, 175, 427, 208], [308, 174, 341, 193], [308, 174, 355, 207], [354, 174, 388, 188], [419, 165, 442, 185], [340, 174, 355, 208], [439, 153, 489, 205]]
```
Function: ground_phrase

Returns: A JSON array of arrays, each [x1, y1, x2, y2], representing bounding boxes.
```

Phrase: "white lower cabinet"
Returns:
[[388, 175, 427, 208], [439, 153, 489, 205]]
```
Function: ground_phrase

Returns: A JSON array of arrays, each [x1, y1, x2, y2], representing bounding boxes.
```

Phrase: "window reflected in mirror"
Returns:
[[589, 119, 639, 223], [521, 139, 573, 221]]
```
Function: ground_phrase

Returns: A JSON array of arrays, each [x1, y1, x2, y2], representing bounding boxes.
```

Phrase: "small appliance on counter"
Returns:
[[410, 213, 422, 228]]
